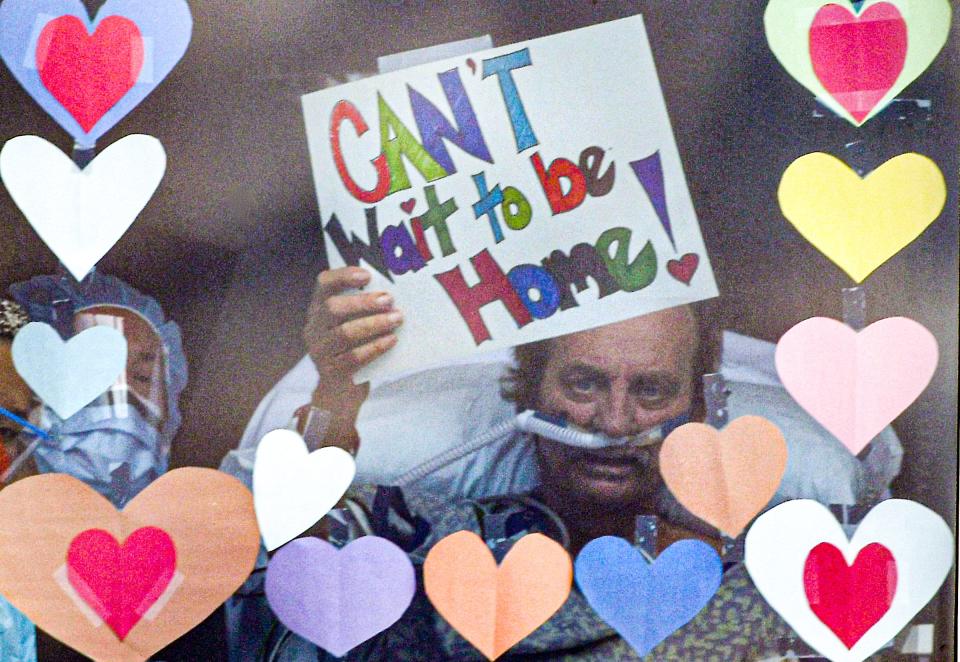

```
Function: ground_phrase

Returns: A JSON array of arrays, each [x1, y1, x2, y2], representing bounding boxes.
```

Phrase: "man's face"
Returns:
[[534, 306, 698, 508]]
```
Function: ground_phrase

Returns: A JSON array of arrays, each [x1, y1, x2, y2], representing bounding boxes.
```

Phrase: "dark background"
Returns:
[[1, 1, 956, 659]]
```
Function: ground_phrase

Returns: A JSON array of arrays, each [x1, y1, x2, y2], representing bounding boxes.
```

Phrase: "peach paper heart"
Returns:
[[424, 531, 572, 660], [659, 416, 788, 537], [0, 468, 260, 662]]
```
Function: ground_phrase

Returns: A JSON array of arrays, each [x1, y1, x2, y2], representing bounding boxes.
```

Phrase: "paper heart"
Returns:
[[424, 531, 572, 660], [253, 429, 356, 551], [804, 542, 896, 648], [37, 15, 144, 132], [0, 469, 260, 662], [745, 499, 953, 662], [11, 322, 127, 420], [400, 198, 416, 214], [764, 0, 951, 125], [778, 152, 946, 283], [265, 536, 416, 656], [809, 3, 905, 123], [666, 253, 699, 284], [575, 537, 721, 657], [66, 527, 177, 640], [0, 134, 166, 281], [0, 0, 193, 146], [775, 317, 938, 455], [659, 416, 787, 537]]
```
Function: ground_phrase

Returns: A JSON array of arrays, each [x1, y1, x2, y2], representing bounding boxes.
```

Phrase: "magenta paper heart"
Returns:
[[809, 2, 907, 124], [774, 317, 938, 455], [66, 526, 177, 640], [37, 14, 144, 132]]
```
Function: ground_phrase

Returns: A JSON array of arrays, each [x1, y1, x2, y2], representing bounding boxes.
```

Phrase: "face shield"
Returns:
[[8, 272, 188, 508], [73, 306, 167, 428]]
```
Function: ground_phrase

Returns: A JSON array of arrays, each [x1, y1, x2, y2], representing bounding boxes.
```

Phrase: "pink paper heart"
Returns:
[[66, 526, 177, 640], [774, 317, 938, 455]]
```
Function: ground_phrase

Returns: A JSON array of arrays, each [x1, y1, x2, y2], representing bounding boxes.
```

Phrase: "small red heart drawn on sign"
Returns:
[[466, 58, 476, 74], [66, 526, 177, 640], [667, 253, 699, 284], [400, 199, 416, 214], [803, 541, 897, 649]]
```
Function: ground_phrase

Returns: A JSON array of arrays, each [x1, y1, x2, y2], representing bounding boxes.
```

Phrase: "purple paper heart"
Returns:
[[265, 536, 416, 657], [0, 0, 192, 147], [575, 537, 722, 656]]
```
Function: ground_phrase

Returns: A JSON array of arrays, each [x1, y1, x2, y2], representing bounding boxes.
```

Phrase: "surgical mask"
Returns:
[[34, 404, 165, 509], [395, 409, 691, 487]]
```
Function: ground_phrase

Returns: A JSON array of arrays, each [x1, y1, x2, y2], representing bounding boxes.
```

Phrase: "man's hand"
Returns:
[[302, 267, 402, 449]]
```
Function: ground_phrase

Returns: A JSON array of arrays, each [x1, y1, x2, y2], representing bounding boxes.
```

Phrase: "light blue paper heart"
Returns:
[[11, 322, 127, 420], [0, 0, 192, 147], [575, 536, 722, 657]]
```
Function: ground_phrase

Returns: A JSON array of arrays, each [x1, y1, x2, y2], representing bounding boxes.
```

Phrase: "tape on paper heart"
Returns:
[[778, 152, 946, 283], [424, 531, 572, 660], [253, 429, 356, 551], [764, 0, 951, 126], [0, 469, 260, 662], [0, 134, 167, 281], [0, 0, 193, 146], [575, 537, 721, 656], [775, 317, 938, 455], [745, 499, 953, 662], [11, 322, 127, 420], [659, 416, 788, 537], [265, 536, 416, 657]]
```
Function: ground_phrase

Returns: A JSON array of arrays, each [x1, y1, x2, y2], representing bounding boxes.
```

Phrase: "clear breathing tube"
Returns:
[[394, 409, 690, 488]]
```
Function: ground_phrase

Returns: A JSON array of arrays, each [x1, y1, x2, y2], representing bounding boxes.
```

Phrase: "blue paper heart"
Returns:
[[0, 0, 192, 147], [574, 536, 722, 656]]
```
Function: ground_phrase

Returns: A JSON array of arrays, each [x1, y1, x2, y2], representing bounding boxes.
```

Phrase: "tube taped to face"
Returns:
[[9, 272, 187, 508], [516, 410, 690, 449]]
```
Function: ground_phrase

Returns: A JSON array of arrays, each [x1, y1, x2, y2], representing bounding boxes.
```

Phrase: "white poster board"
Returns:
[[302, 15, 717, 381]]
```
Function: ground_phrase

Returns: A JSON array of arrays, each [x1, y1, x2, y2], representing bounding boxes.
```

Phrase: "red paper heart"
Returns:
[[809, 3, 907, 123], [36, 15, 145, 133], [803, 542, 897, 649], [400, 198, 416, 214], [66, 526, 177, 640], [667, 253, 699, 284]]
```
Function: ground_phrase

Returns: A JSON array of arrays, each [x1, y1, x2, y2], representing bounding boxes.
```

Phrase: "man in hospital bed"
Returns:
[[221, 265, 903, 660]]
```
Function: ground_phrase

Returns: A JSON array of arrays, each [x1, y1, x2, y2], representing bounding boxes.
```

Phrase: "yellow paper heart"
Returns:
[[778, 153, 946, 283]]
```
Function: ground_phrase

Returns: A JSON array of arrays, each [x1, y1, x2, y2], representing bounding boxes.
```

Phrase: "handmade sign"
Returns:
[[302, 15, 717, 381], [775, 317, 938, 456], [253, 429, 356, 551], [0, 469, 260, 662], [659, 416, 788, 537], [0, 134, 167, 281], [745, 499, 954, 662], [778, 152, 946, 283], [764, 0, 951, 125], [265, 536, 416, 657], [11, 321, 127, 420], [424, 531, 572, 660], [0, 0, 193, 147], [575, 537, 721, 657]]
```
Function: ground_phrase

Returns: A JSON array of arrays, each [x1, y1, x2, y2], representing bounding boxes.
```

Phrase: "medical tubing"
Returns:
[[394, 417, 518, 487]]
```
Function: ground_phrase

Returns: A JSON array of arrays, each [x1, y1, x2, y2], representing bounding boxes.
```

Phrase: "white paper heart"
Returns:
[[0, 134, 166, 280], [11, 322, 127, 420], [253, 429, 356, 551], [745, 499, 953, 662]]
